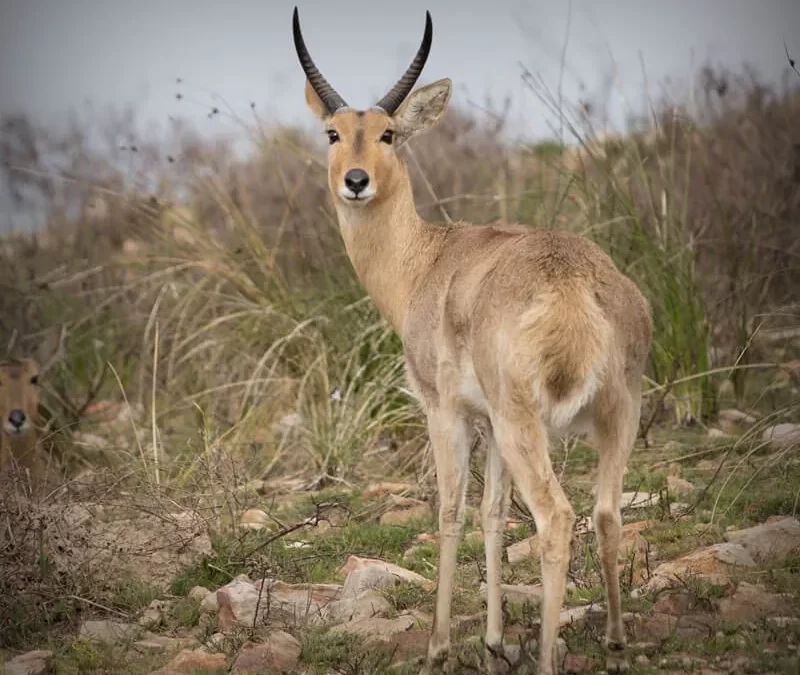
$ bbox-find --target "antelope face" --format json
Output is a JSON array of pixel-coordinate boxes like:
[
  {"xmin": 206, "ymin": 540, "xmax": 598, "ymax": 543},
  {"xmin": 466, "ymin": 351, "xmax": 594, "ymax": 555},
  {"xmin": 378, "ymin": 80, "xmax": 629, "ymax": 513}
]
[
  {"xmin": 293, "ymin": 7, "xmax": 452, "ymax": 209},
  {"xmin": 0, "ymin": 359, "xmax": 41, "ymax": 437},
  {"xmin": 318, "ymin": 106, "xmax": 395, "ymax": 206}
]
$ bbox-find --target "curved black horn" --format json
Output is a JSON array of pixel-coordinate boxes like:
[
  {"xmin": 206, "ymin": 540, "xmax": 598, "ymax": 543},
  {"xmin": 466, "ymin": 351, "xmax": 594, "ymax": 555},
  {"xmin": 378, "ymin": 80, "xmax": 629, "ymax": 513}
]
[
  {"xmin": 292, "ymin": 7, "xmax": 348, "ymax": 115},
  {"xmin": 374, "ymin": 11, "xmax": 433, "ymax": 115}
]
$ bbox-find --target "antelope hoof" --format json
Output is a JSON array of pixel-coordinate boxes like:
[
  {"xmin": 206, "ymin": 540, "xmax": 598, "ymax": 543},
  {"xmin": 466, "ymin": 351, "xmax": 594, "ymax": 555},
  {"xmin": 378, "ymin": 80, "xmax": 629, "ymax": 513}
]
[
  {"xmin": 485, "ymin": 643, "xmax": 511, "ymax": 674},
  {"xmin": 605, "ymin": 643, "xmax": 630, "ymax": 673}
]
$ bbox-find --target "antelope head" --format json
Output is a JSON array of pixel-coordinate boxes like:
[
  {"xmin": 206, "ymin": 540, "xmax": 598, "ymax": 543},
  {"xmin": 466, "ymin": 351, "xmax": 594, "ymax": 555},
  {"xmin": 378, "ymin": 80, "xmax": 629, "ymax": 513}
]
[
  {"xmin": 0, "ymin": 358, "xmax": 42, "ymax": 439},
  {"xmin": 292, "ymin": 6, "xmax": 452, "ymax": 208}
]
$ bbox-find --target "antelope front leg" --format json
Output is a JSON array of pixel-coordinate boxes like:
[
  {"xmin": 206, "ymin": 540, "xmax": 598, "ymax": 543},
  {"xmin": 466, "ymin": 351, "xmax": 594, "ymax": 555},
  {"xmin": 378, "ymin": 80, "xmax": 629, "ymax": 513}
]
[
  {"xmin": 424, "ymin": 407, "xmax": 472, "ymax": 672},
  {"xmin": 482, "ymin": 439, "xmax": 512, "ymax": 671}
]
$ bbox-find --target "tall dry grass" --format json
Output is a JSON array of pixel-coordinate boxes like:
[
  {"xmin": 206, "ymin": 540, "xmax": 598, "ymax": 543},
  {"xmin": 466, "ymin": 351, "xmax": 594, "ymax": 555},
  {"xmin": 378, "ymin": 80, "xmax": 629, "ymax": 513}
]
[{"xmin": 0, "ymin": 63, "xmax": 798, "ymax": 491}]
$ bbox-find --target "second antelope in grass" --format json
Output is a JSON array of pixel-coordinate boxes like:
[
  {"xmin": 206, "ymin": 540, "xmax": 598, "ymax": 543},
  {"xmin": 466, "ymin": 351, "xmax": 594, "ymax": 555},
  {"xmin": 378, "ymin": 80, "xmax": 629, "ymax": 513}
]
[
  {"xmin": 292, "ymin": 8, "xmax": 653, "ymax": 674},
  {"xmin": 0, "ymin": 358, "xmax": 46, "ymax": 483}
]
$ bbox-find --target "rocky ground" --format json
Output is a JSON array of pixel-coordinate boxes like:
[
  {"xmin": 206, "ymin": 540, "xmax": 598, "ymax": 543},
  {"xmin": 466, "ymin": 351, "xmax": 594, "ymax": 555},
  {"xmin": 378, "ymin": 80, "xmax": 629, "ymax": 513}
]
[{"xmin": 2, "ymin": 413, "xmax": 800, "ymax": 674}]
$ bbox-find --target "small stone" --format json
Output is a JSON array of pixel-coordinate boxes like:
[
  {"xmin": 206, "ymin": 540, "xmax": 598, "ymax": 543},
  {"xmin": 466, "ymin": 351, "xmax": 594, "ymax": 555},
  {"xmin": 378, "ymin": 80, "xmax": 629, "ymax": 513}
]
[
  {"xmin": 139, "ymin": 599, "xmax": 167, "ymax": 629},
  {"xmin": 239, "ymin": 508, "xmax": 269, "ymax": 530},
  {"xmin": 635, "ymin": 654, "xmax": 650, "ymax": 666},
  {"xmin": 506, "ymin": 535, "xmax": 540, "ymax": 564},
  {"xmin": 188, "ymin": 586, "xmax": 211, "ymax": 603},
  {"xmin": 667, "ymin": 475, "xmax": 695, "ymax": 496},
  {"xmin": 4, "ymin": 650, "xmax": 54, "ymax": 675},
  {"xmin": 200, "ymin": 590, "xmax": 219, "ymax": 614}
]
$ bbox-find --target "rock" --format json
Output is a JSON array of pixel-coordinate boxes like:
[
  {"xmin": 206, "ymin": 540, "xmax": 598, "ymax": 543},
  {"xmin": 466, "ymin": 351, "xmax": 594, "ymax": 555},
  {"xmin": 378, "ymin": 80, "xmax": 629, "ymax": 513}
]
[
  {"xmin": 139, "ymin": 599, "xmax": 167, "ymax": 629},
  {"xmin": 217, "ymin": 577, "xmax": 341, "ymax": 630},
  {"xmin": 480, "ymin": 582, "xmax": 543, "ymax": 605},
  {"xmin": 667, "ymin": 475, "xmax": 695, "ymax": 496},
  {"xmin": 708, "ymin": 428, "xmax": 728, "ymax": 438},
  {"xmin": 324, "ymin": 589, "xmax": 392, "ymax": 623},
  {"xmin": 507, "ymin": 535, "xmax": 540, "ymax": 564},
  {"xmin": 231, "ymin": 632, "xmax": 301, "ymax": 674},
  {"xmin": 200, "ymin": 590, "xmax": 219, "ymax": 614},
  {"xmin": 634, "ymin": 611, "xmax": 715, "ymax": 641},
  {"xmin": 559, "ymin": 605, "xmax": 592, "ymax": 627},
  {"xmin": 716, "ymin": 582, "xmax": 793, "ymax": 623},
  {"xmin": 363, "ymin": 482, "xmax": 415, "ymax": 497},
  {"xmin": 133, "ymin": 634, "xmax": 198, "ymax": 654},
  {"xmin": 379, "ymin": 500, "xmax": 432, "ymax": 525},
  {"xmin": 644, "ymin": 543, "xmax": 756, "ymax": 592},
  {"xmin": 338, "ymin": 555, "xmax": 433, "ymax": 592},
  {"xmin": 36, "ymin": 505, "xmax": 212, "ymax": 593},
  {"xmin": 4, "ymin": 650, "xmax": 54, "ymax": 675},
  {"xmin": 762, "ymin": 423, "xmax": 800, "ymax": 449},
  {"xmin": 238, "ymin": 508, "xmax": 269, "ymax": 530},
  {"xmin": 618, "ymin": 525, "xmax": 650, "ymax": 585},
  {"xmin": 188, "ymin": 586, "xmax": 211, "ymax": 603},
  {"xmin": 724, "ymin": 517, "xmax": 800, "ymax": 563},
  {"xmin": 564, "ymin": 653, "xmax": 595, "ymax": 673},
  {"xmin": 634, "ymin": 654, "xmax": 650, "ymax": 666},
  {"xmin": 331, "ymin": 614, "xmax": 416, "ymax": 639},
  {"xmin": 151, "ymin": 649, "xmax": 227, "ymax": 674},
  {"xmin": 79, "ymin": 619, "xmax": 139, "ymax": 645},
  {"xmin": 621, "ymin": 492, "xmax": 660, "ymax": 509},
  {"xmin": 216, "ymin": 578, "xmax": 260, "ymax": 632},
  {"xmin": 718, "ymin": 408, "xmax": 759, "ymax": 433},
  {"xmin": 255, "ymin": 579, "xmax": 342, "ymax": 625}
]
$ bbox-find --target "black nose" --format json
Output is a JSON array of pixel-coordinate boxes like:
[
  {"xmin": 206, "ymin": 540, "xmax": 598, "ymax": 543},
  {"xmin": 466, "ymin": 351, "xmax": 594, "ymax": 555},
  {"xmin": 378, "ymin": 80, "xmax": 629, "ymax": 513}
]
[
  {"xmin": 8, "ymin": 409, "xmax": 26, "ymax": 429},
  {"xmin": 344, "ymin": 168, "xmax": 370, "ymax": 195}
]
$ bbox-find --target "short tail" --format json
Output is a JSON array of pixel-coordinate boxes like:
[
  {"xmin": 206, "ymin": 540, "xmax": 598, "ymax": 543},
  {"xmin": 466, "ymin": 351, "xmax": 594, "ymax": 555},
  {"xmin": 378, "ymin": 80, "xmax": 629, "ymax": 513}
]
[{"xmin": 519, "ymin": 284, "xmax": 613, "ymax": 428}]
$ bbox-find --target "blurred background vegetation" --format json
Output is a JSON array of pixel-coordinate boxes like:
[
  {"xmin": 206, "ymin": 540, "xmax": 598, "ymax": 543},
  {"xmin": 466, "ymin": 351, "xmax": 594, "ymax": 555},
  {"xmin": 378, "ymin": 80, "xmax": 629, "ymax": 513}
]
[{"xmin": 1, "ymin": 62, "xmax": 798, "ymax": 494}]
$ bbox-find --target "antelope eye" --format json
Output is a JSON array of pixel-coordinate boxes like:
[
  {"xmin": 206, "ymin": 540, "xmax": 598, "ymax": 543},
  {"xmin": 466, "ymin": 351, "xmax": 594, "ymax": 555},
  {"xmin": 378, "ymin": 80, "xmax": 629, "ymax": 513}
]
[
  {"xmin": 326, "ymin": 129, "xmax": 340, "ymax": 144},
  {"xmin": 380, "ymin": 129, "xmax": 394, "ymax": 144},
  {"xmin": 30, "ymin": 375, "xmax": 39, "ymax": 385}
]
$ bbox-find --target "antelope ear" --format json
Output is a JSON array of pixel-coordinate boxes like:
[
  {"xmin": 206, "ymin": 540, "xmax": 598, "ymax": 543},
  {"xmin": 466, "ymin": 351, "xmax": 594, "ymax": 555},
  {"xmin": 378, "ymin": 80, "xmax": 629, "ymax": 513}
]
[
  {"xmin": 394, "ymin": 78, "xmax": 452, "ymax": 144},
  {"xmin": 305, "ymin": 80, "xmax": 330, "ymax": 121}
]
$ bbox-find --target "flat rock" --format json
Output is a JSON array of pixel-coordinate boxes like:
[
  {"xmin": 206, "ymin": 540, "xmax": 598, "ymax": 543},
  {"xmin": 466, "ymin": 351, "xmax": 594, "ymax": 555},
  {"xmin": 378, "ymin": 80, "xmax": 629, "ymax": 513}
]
[
  {"xmin": 716, "ymin": 581, "xmax": 794, "ymax": 624},
  {"xmin": 217, "ymin": 577, "xmax": 342, "ymax": 630},
  {"xmin": 644, "ymin": 543, "xmax": 756, "ymax": 592},
  {"xmin": 330, "ymin": 614, "xmax": 415, "ymax": 639},
  {"xmin": 231, "ymin": 632, "xmax": 301, "ymax": 674},
  {"xmin": 324, "ymin": 589, "xmax": 392, "ymax": 623},
  {"xmin": 339, "ymin": 556, "xmax": 433, "ymax": 593},
  {"xmin": 3, "ymin": 650, "xmax": 54, "ymax": 675},
  {"xmin": 723, "ymin": 517, "xmax": 800, "ymax": 563},
  {"xmin": 79, "ymin": 619, "xmax": 139, "ymax": 645}
]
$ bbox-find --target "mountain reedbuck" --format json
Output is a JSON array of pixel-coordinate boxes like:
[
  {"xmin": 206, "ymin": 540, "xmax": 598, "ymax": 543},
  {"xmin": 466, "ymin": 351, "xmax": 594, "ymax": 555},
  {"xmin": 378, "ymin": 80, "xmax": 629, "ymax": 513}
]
[
  {"xmin": 292, "ymin": 8, "xmax": 652, "ymax": 674},
  {"xmin": 0, "ymin": 358, "xmax": 46, "ymax": 483}
]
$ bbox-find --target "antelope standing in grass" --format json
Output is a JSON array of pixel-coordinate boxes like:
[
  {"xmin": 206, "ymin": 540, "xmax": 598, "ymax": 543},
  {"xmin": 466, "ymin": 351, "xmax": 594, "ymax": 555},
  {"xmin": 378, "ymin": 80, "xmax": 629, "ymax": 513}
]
[
  {"xmin": 0, "ymin": 358, "xmax": 46, "ymax": 484},
  {"xmin": 292, "ymin": 8, "xmax": 652, "ymax": 673}
]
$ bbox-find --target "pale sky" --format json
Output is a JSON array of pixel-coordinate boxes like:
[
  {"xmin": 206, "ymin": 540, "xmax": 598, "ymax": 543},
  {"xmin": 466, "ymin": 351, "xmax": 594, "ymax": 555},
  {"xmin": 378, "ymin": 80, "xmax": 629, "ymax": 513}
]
[{"xmin": 1, "ymin": 0, "xmax": 799, "ymax": 227}]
